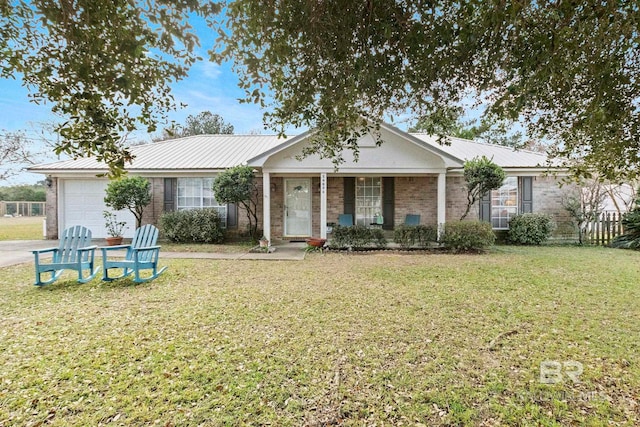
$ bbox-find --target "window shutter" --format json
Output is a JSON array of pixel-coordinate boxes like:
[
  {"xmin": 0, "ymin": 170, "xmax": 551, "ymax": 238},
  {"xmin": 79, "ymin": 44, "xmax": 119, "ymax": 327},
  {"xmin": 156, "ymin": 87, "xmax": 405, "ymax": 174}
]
[
  {"xmin": 479, "ymin": 191, "xmax": 491, "ymax": 223},
  {"xmin": 382, "ymin": 177, "xmax": 395, "ymax": 230},
  {"xmin": 163, "ymin": 178, "xmax": 177, "ymax": 212},
  {"xmin": 343, "ymin": 177, "xmax": 355, "ymax": 215},
  {"xmin": 226, "ymin": 203, "xmax": 238, "ymax": 228},
  {"xmin": 520, "ymin": 177, "xmax": 533, "ymax": 213}
]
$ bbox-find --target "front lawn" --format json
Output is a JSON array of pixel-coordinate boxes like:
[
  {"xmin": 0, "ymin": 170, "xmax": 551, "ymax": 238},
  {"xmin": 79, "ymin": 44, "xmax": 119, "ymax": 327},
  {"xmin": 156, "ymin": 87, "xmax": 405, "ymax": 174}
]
[
  {"xmin": 0, "ymin": 246, "xmax": 638, "ymax": 426},
  {"xmin": 0, "ymin": 216, "xmax": 44, "ymax": 240}
]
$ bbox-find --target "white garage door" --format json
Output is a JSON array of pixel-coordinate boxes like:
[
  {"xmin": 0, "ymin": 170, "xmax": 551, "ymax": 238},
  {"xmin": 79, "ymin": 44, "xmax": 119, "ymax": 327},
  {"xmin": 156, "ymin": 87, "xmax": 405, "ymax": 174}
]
[{"xmin": 61, "ymin": 179, "xmax": 136, "ymax": 238}]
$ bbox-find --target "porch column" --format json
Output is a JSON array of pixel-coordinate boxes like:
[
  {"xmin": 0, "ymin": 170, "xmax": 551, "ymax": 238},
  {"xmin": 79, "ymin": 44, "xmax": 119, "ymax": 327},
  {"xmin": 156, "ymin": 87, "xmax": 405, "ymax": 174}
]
[
  {"xmin": 320, "ymin": 173, "xmax": 327, "ymax": 238},
  {"xmin": 262, "ymin": 171, "xmax": 271, "ymax": 242},
  {"xmin": 437, "ymin": 172, "xmax": 446, "ymax": 239}
]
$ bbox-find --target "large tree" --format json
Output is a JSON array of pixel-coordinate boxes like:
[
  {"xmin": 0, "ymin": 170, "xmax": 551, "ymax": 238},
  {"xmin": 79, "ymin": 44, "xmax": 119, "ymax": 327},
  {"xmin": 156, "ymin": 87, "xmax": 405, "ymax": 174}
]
[
  {"xmin": 409, "ymin": 109, "xmax": 526, "ymax": 149},
  {"xmin": 213, "ymin": 1, "xmax": 640, "ymax": 180},
  {"xmin": 1, "ymin": 0, "xmax": 220, "ymax": 177},
  {"xmin": 3, "ymin": 2, "xmax": 639, "ymax": 180},
  {"xmin": 154, "ymin": 111, "xmax": 234, "ymax": 141}
]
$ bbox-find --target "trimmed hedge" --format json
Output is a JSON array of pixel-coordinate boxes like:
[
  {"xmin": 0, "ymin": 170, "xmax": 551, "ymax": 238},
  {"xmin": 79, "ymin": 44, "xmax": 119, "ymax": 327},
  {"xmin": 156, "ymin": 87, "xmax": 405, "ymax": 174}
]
[
  {"xmin": 160, "ymin": 208, "xmax": 225, "ymax": 244},
  {"xmin": 330, "ymin": 225, "xmax": 387, "ymax": 249},
  {"xmin": 507, "ymin": 213, "xmax": 555, "ymax": 245},
  {"xmin": 441, "ymin": 221, "xmax": 495, "ymax": 252},
  {"xmin": 393, "ymin": 224, "xmax": 438, "ymax": 249}
]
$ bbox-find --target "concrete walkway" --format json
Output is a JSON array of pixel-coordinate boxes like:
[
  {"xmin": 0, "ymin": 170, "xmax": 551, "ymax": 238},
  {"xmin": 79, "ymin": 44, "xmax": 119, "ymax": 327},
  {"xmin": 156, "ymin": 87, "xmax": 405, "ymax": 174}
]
[{"xmin": 0, "ymin": 240, "xmax": 307, "ymax": 268}]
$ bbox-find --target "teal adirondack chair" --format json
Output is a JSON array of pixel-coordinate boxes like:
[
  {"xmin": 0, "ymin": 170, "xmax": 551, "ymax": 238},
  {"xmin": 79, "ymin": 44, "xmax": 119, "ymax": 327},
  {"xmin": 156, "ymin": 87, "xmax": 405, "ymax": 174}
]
[
  {"xmin": 338, "ymin": 214, "xmax": 354, "ymax": 227},
  {"xmin": 404, "ymin": 214, "xmax": 421, "ymax": 226},
  {"xmin": 101, "ymin": 224, "xmax": 167, "ymax": 283},
  {"xmin": 33, "ymin": 225, "xmax": 98, "ymax": 286}
]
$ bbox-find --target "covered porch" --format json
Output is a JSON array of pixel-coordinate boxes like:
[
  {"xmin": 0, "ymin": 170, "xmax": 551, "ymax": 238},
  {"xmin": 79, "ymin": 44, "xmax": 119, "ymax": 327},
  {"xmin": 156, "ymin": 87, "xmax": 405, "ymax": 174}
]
[
  {"xmin": 260, "ymin": 173, "xmax": 448, "ymax": 241},
  {"xmin": 246, "ymin": 123, "xmax": 464, "ymax": 242}
]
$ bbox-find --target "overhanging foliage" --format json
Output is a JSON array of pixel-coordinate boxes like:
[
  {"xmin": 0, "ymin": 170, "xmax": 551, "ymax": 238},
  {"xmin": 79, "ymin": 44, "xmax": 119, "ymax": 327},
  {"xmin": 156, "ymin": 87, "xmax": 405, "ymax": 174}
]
[{"xmin": 213, "ymin": 1, "xmax": 640, "ymax": 179}]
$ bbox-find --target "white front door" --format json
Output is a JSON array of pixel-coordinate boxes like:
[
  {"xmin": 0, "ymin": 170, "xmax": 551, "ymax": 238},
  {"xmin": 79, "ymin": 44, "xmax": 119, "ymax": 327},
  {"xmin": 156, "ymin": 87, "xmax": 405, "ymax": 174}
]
[{"xmin": 284, "ymin": 178, "xmax": 312, "ymax": 237}]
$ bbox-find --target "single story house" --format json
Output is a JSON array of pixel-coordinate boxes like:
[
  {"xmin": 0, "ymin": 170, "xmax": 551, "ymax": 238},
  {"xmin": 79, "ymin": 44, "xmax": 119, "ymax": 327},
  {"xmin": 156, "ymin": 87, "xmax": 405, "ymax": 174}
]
[{"xmin": 29, "ymin": 122, "xmax": 573, "ymax": 241}]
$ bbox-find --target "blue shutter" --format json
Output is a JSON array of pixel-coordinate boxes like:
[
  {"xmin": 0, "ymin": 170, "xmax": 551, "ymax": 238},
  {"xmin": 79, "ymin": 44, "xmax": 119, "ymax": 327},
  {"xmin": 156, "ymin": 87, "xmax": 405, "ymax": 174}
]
[
  {"xmin": 226, "ymin": 203, "xmax": 238, "ymax": 228},
  {"xmin": 343, "ymin": 177, "xmax": 355, "ymax": 216},
  {"xmin": 520, "ymin": 177, "xmax": 533, "ymax": 213},
  {"xmin": 163, "ymin": 178, "xmax": 177, "ymax": 212},
  {"xmin": 382, "ymin": 177, "xmax": 394, "ymax": 230},
  {"xmin": 479, "ymin": 191, "xmax": 491, "ymax": 223}
]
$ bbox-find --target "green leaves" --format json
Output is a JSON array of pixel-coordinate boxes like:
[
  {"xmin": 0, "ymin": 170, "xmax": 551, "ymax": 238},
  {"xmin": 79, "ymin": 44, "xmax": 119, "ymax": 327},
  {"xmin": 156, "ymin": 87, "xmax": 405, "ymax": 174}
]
[
  {"xmin": 104, "ymin": 176, "xmax": 152, "ymax": 228},
  {"xmin": 213, "ymin": 165, "xmax": 260, "ymax": 239},
  {"xmin": 461, "ymin": 156, "xmax": 505, "ymax": 220},
  {"xmin": 213, "ymin": 0, "xmax": 640, "ymax": 179},
  {"xmin": 1, "ymin": 0, "xmax": 222, "ymax": 178}
]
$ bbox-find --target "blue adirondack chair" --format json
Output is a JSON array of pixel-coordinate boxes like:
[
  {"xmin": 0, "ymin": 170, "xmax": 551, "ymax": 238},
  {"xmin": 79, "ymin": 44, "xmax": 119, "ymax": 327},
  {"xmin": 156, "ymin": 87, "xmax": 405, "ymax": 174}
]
[
  {"xmin": 101, "ymin": 224, "xmax": 167, "ymax": 283},
  {"xmin": 404, "ymin": 214, "xmax": 421, "ymax": 226},
  {"xmin": 32, "ymin": 225, "xmax": 98, "ymax": 286},
  {"xmin": 338, "ymin": 214, "xmax": 354, "ymax": 227}
]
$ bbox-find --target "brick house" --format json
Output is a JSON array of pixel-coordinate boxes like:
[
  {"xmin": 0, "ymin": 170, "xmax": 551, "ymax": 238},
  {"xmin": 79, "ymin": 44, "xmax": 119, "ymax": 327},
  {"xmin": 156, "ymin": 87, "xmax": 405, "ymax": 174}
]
[{"xmin": 29, "ymin": 122, "xmax": 571, "ymax": 241}]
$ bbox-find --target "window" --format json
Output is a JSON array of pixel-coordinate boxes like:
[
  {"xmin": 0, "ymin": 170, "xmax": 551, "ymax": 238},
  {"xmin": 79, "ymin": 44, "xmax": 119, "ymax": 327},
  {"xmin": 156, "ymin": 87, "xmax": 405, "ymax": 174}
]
[
  {"xmin": 491, "ymin": 177, "xmax": 518, "ymax": 229},
  {"xmin": 355, "ymin": 177, "xmax": 382, "ymax": 226},
  {"xmin": 177, "ymin": 178, "xmax": 227, "ymax": 227}
]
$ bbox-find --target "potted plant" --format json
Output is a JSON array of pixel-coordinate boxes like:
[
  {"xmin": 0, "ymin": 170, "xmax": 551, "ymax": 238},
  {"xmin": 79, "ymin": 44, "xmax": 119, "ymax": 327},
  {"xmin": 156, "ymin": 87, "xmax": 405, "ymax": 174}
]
[
  {"xmin": 103, "ymin": 210, "xmax": 127, "ymax": 245},
  {"xmin": 258, "ymin": 235, "xmax": 269, "ymax": 248}
]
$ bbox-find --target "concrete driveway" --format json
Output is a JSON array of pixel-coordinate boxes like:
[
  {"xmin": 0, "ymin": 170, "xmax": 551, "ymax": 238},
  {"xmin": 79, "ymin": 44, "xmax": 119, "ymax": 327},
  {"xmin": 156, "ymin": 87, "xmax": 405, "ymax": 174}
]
[{"xmin": 0, "ymin": 240, "xmax": 58, "ymax": 268}]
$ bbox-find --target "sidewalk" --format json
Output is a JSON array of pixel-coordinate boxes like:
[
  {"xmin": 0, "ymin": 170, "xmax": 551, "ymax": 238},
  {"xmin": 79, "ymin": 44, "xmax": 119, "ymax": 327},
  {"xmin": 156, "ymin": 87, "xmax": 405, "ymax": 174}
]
[{"xmin": 0, "ymin": 240, "xmax": 307, "ymax": 268}]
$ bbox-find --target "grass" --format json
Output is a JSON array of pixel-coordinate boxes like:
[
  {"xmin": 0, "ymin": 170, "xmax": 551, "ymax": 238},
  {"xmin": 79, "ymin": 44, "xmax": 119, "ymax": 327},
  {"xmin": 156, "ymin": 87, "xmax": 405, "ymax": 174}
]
[
  {"xmin": 160, "ymin": 241, "xmax": 253, "ymax": 253},
  {"xmin": 0, "ymin": 216, "xmax": 44, "ymax": 240},
  {"xmin": 1, "ymin": 246, "xmax": 639, "ymax": 426}
]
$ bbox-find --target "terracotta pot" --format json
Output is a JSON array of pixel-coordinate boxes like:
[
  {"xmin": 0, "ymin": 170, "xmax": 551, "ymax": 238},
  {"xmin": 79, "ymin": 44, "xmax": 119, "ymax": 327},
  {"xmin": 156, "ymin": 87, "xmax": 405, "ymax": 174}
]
[
  {"xmin": 106, "ymin": 236, "xmax": 123, "ymax": 246},
  {"xmin": 259, "ymin": 239, "xmax": 269, "ymax": 248},
  {"xmin": 305, "ymin": 237, "xmax": 327, "ymax": 248}
]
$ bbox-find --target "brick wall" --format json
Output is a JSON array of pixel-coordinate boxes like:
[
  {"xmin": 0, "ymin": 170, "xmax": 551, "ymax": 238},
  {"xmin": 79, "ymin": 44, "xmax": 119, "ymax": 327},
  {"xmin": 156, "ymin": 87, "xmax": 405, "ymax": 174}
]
[
  {"xmin": 45, "ymin": 177, "xmax": 58, "ymax": 239},
  {"xmin": 446, "ymin": 175, "xmax": 477, "ymax": 221},
  {"xmin": 394, "ymin": 176, "xmax": 438, "ymax": 225},
  {"xmin": 141, "ymin": 177, "xmax": 164, "ymax": 227},
  {"xmin": 532, "ymin": 176, "xmax": 576, "ymax": 239}
]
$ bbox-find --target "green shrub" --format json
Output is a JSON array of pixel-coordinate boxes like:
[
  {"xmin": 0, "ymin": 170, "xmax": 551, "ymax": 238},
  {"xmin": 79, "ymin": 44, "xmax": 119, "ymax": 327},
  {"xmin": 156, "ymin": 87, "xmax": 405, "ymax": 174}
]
[
  {"xmin": 393, "ymin": 224, "xmax": 438, "ymax": 249},
  {"xmin": 507, "ymin": 213, "xmax": 556, "ymax": 245},
  {"xmin": 441, "ymin": 221, "xmax": 495, "ymax": 252},
  {"xmin": 612, "ymin": 210, "xmax": 640, "ymax": 249},
  {"xmin": 330, "ymin": 225, "xmax": 387, "ymax": 249},
  {"xmin": 160, "ymin": 209, "xmax": 225, "ymax": 244}
]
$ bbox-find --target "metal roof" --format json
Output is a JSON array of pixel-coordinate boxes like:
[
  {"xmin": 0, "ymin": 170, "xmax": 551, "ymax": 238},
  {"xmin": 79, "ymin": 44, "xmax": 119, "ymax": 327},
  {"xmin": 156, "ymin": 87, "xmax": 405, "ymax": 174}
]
[
  {"xmin": 30, "ymin": 130, "xmax": 550, "ymax": 174},
  {"xmin": 409, "ymin": 134, "xmax": 549, "ymax": 168},
  {"xmin": 29, "ymin": 134, "xmax": 291, "ymax": 172}
]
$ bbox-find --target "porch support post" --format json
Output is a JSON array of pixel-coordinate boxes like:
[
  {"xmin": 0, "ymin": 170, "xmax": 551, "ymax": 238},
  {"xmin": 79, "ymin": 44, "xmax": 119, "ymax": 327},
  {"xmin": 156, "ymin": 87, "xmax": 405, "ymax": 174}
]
[
  {"xmin": 262, "ymin": 171, "xmax": 271, "ymax": 242},
  {"xmin": 320, "ymin": 173, "xmax": 327, "ymax": 238},
  {"xmin": 437, "ymin": 172, "xmax": 446, "ymax": 240}
]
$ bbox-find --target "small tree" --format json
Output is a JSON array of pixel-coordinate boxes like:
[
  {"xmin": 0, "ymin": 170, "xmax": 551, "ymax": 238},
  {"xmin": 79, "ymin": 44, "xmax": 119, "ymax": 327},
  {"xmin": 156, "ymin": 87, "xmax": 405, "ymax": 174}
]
[
  {"xmin": 561, "ymin": 180, "xmax": 606, "ymax": 244},
  {"xmin": 461, "ymin": 156, "xmax": 505, "ymax": 220},
  {"xmin": 104, "ymin": 176, "xmax": 152, "ymax": 229},
  {"xmin": 213, "ymin": 165, "xmax": 260, "ymax": 240}
]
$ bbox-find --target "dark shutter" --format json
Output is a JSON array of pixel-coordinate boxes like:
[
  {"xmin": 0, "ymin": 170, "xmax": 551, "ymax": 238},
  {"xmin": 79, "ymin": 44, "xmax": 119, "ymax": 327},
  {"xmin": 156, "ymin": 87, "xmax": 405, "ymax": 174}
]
[
  {"xmin": 382, "ymin": 177, "xmax": 395, "ymax": 230},
  {"xmin": 343, "ymin": 177, "xmax": 355, "ymax": 215},
  {"xmin": 226, "ymin": 203, "xmax": 238, "ymax": 228},
  {"xmin": 520, "ymin": 177, "xmax": 533, "ymax": 213},
  {"xmin": 163, "ymin": 178, "xmax": 177, "ymax": 212},
  {"xmin": 479, "ymin": 191, "xmax": 491, "ymax": 223}
]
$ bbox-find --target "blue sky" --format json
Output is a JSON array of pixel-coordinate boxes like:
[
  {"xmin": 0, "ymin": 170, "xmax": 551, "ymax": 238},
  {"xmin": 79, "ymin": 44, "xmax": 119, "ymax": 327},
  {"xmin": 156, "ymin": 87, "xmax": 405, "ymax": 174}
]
[
  {"xmin": 0, "ymin": 14, "xmax": 424, "ymax": 185},
  {"xmin": 0, "ymin": 17, "xmax": 276, "ymax": 184}
]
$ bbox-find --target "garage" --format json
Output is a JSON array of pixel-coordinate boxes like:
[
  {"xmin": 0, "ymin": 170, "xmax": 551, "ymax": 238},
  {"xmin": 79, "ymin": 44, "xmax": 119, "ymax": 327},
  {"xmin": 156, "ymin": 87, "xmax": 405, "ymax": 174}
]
[{"xmin": 60, "ymin": 179, "xmax": 136, "ymax": 239}]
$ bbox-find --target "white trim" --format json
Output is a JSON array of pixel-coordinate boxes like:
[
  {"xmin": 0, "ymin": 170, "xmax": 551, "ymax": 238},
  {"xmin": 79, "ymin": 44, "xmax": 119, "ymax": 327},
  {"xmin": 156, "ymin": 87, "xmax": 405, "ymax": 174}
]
[
  {"xmin": 262, "ymin": 172, "xmax": 271, "ymax": 242},
  {"xmin": 320, "ymin": 173, "xmax": 327, "ymax": 239},
  {"xmin": 437, "ymin": 173, "xmax": 446, "ymax": 240}
]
